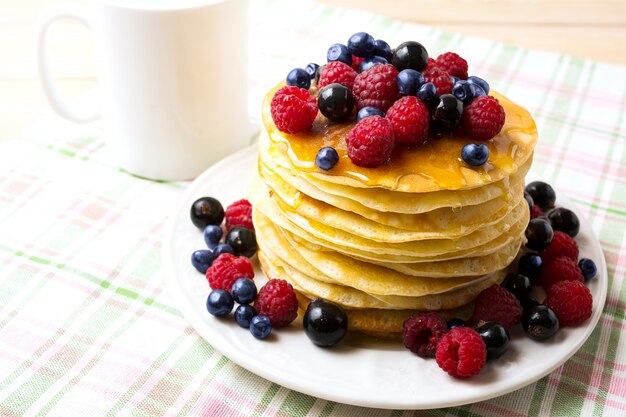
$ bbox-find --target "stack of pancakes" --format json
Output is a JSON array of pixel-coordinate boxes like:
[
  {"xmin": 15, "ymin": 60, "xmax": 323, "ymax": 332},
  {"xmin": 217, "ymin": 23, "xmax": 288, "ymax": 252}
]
[{"xmin": 251, "ymin": 84, "xmax": 538, "ymax": 339}]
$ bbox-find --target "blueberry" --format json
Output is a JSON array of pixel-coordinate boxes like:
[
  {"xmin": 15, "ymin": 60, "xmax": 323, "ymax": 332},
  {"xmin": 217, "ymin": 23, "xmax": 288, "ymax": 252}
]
[
  {"xmin": 250, "ymin": 314, "xmax": 272, "ymax": 339},
  {"xmin": 303, "ymin": 298, "xmax": 348, "ymax": 347},
  {"xmin": 305, "ymin": 63, "xmax": 319, "ymax": 79},
  {"xmin": 314, "ymin": 64, "xmax": 326, "ymax": 85},
  {"xmin": 327, "ymin": 43, "xmax": 352, "ymax": 66},
  {"xmin": 391, "ymin": 41, "xmax": 429, "ymax": 71},
  {"xmin": 357, "ymin": 106, "xmax": 385, "ymax": 122},
  {"xmin": 447, "ymin": 318, "xmax": 466, "ymax": 329},
  {"xmin": 316, "ymin": 147, "xmax": 339, "ymax": 170},
  {"xmin": 234, "ymin": 304, "xmax": 257, "ymax": 328},
  {"xmin": 359, "ymin": 56, "xmax": 388, "ymax": 73},
  {"xmin": 518, "ymin": 253, "xmax": 543, "ymax": 283},
  {"xmin": 469, "ymin": 83, "xmax": 487, "ymax": 99},
  {"xmin": 231, "ymin": 278, "xmax": 258, "ymax": 304},
  {"xmin": 502, "ymin": 273, "xmax": 532, "ymax": 300},
  {"xmin": 190, "ymin": 197, "xmax": 224, "ymax": 229},
  {"xmin": 206, "ymin": 289, "xmax": 234, "ymax": 316},
  {"xmin": 225, "ymin": 227, "xmax": 257, "ymax": 258},
  {"xmin": 373, "ymin": 39, "xmax": 392, "ymax": 61},
  {"xmin": 579, "ymin": 258, "xmax": 597, "ymax": 281},
  {"xmin": 213, "ymin": 242, "xmax": 235, "ymax": 258},
  {"xmin": 347, "ymin": 32, "xmax": 376, "ymax": 58},
  {"xmin": 397, "ymin": 69, "xmax": 424, "ymax": 96},
  {"xmin": 452, "ymin": 80, "xmax": 472, "ymax": 102},
  {"xmin": 286, "ymin": 68, "xmax": 311, "ymax": 90},
  {"xmin": 431, "ymin": 94, "xmax": 464, "ymax": 131},
  {"xmin": 191, "ymin": 249, "xmax": 215, "ymax": 274},
  {"xmin": 467, "ymin": 75, "xmax": 490, "ymax": 94},
  {"xmin": 523, "ymin": 305, "xmax": 559, "ymax": 341},
  {"xmin": 203, "ymin": 225, "xmax": 223, "ymax": 249},
  {"xmin": 416, "ymin": 82, "xmax": 437, "ymax": 104},
  {"xmin": 525, "ymin": 218, "xmax": 554, "ymax": 250},
  {"xmin": 476, "ymin": 322, "xmax": 510, "ymax": 359},
  {"xmin": 524, "ymin": 191, "xmax": 535, "ymax": 212},
  {"xmin": 317, "ymin": 83, "xmax": 354, "ymax": 122},
  {"xmin": 525, "ymin": 181, "xmax": 556, "ymax": 211},
  {"xmin": 461, "ymin": 143, "xmax": 489, "ymax": 166},
  {"xmin": 450, "ymin": 75, "xmax": 460, "ymax": 84},
  {"xmin": 546, "ymin": 207, "xmax": 580, "ymax": 238}
]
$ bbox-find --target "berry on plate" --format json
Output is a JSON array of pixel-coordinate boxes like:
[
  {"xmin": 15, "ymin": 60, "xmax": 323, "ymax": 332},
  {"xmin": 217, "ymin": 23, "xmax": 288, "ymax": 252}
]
[
  {"xmin": 476, "ymin": 322, "xmax": 510, "ymax": 360},
  {"xmin": 206, "ymin": 289, "xmax": 234, "ymax": 317},
  {"xmin": 525, "ymin": 181, "xmax": 556, "ymax": 211},
  {"xmin": 231, "ymin": 277, "xmax": 258, "ymax": 304},
  {"xmin": 544, "ymin": 280, "xmax": 593, "ymax": 326},
  {"xmin": 386, "ymin": 96, "xmax": 430, "ymax": 145},
  {"xmin": 402, "ymin": 312, "xmax": 448, "ymax": 358},
  {"xmin": 447, "ymin": 318, "xmax": 466, "ymax": 329},
  {"xmin": 352, "ymin": 63, "xmax": 399, "ymax": 111},
  {"xmin": 523, "ymin": 305, "xmax": 560, "ymax": 341},
  {"xmin": 359, "ymin": 56, "xmax": 388, "ymax": 73},
  {"xmin": 539, "ymin": 256, "xmax": 584, "ymax": 290},
  {"xmin": 396, "ymin": 69, "xmax": 424, "ymax": 96},
  {"xmin": 304, "ymin": 63, "xmax": 319, "ymax": 79},
  {"xmin": 518, "ymin": 253, "xmax": 543, "ymax": 283},
  {"xmin": 206, "ymin": 253, "xmax": 254, "ymax": 290},
  {"xmin": 502, "ymin": 273, "xmax": 532, "ymax": 300},
  {"xmin": 303, "ymin": 298, "xmax": 348, "ymax": 347},
  {"xmin": 345, "ymin": 115, "xmax": 395, "ymax": 167},
  {"xmin": 461, "ymin": 95, "xmax": 505, "ymax": 140},
  {"xmin": 250, "ymin": 314, "xmax": 272, "ymax": 339},
  {"xmin": 539, "ymin": 230, "xmax": 579, "ymax": 263},
  {"xmin": 203, "ymin": 224, "xmax": 223, "ymax": 249},
  {"xmin": 416, "ymin": 82, "xmax": 437, "ymax": 104},
  {"xmin": 579, "ymin": 258, "xmax": 598, "ymax": 282},
  {"xmin": 471, "ymin": 284, "xmax": 522, "ymax": 329},
  {"xmin": 435, "ymin": 52, "xmax": 468, "ymax": 80},
  {"xmin": 225, "ymin": 226, "xmax": 258, "ymax": 258},
  {"xmin": 190, "ymin": 196, "xmax": 224, "ymax": 229},
  {"xmin": 254, "ymin": 279, "xmax": 298, "ymax": 327},
  {"xmin": 466, "ymin": 75, "xmax": 490, "ymax": 95},
  {"xmin": 191, "ymin": 249, "xmax": 215, "ymax": 274},
  {"xmin": 373, "ymin": 39, "xmax": 392, "ymax": 61},
  {"xmin": 452, "ymin": 80, "xmax": 472, "ymax": 102},
  {"xmin": 234, "ymin": 304, "xmax": 257, "ymax": 328},
  {"xmin": 546, "ymin": 207, "xmax": 580, "ymax": 238},
  {"xmin": 436, "ymin": 327, "xmax": 487, "ymax": 378},
  {"xmin": 270, "ymin": 86, "xmax": 318, "ymax": 134},
  {"xmin": 317, "ymin": 61, "xmax": 357, "ymax": 91},
  {"xmin": 225, "ymin": 199, "xmax": 253, "ymax": 231},
  {"xmin": 525, "ymin": 218, "xmax": 554, "ymax": 250}
]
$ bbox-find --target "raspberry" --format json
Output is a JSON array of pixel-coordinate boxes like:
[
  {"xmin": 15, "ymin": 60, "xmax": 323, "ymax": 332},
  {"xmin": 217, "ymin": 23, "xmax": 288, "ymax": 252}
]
[
  {"xmin": 435, "ymin": 52, "xmax": 469, "ymax": 80},
  {"xmin": 352, "ymin": 64, "xmax": 399, "ymax": 111},
  {"xmin": 402, "ymin": 312, "xmax": 448, "ymax": 358},
  {"xmin": 425, "ymin": 57, "xmax": 437, "ymax": 71},
  {"xmin": 539, "ymin": 256, "xmax": 584, "ymax": 290},
  {"xmin": 345, "ymin": 115, "xmax": 395, "ymax": 167},
  {"xmin": 206, "ymin": 253, "xmax": 254, "ymax": 290},
  {"xmin": 351, "ymin": 55, "xmax": 365, "ymax": 72},
  {"xmin": 270, "ymin": 86, "xmax": 318, "ymax": 134},
  {"xmin": 461, "ymin": 95, "xmax": 506, "ymax": 140},
  {"xmin": 471, "ymin": 285, "xmax": 522, "ymax": 329},
  {"xmin": 422, "ymin": 65, "xmax": 453, "ymax": 95},
  {"xmin": 318, "ymin": 61, "xmax": 357, "ymax": 91},
  {"xmin": 539, "ymin": 231, "xmax": 579, "ymax": 263},
  {"xmin": 386, "ymin": 96, "xmax": 430, "ymax": 145},
  {"xmin": 531, "ymin": 205, "xmax": 545, "ymax": 219},
  {"xmin": 224, "ymin": 199, "xmax": 253, "ymax": 231},
  {"xmin": 254, "ymin": 279, "xmax": 298, "ymax": 327},
  {"xmin": 436, "ymin": 327, "xmax": 487, "ymax": 378},
  {"xmin": 545, "ymin": 280, "xmax": 593, "ymax": 326}
]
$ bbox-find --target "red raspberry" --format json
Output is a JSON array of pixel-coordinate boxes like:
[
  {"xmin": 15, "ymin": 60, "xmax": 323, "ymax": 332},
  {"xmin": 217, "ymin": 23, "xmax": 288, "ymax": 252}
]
[
  {"xmin": 425, "ymin": 57, "xmax": 437, "ymax": 71},
  {"xmin": 462, "ymin": 96, "xmax": 506, "ymax": 140},
  {"xmin": 270, "ymin": 86, "xmax": 318, "ymax": 134},
  {"xmin": 531, "ymin": 205, "xmax": 545, "ymax": 219},
  {"xmin": 539, "ymin": 256, "xmax": 584, "ymax": 290},
  {"xmin": 422, "ymin": 65, "xmax": 453, "ymax": 95},
  {"xmin": 471, "ymin": 284, "xmax": 522, "ymax": 329},
  {"xmin": 345, "ymin": 115, "xmax": 395, "ymax": 167},
  {"xmin": 206, "ymin": 253, "xmax": 254, "ymax": 290},
  {"xmin": 436, "ymin": 327, "xmax": 486, "ymax": 378},
  {"xmin": 539, "ymin": 231, "xmax": 579, "ymax": 263},
  {"xmin": 402, "ymin": 312, "xmax": 448, "ymax": 358},
  {"xmin": 352, "ymin": 64, "xmax": 399, "ymax": 111},
  {"xmin": 545, "ymin": 280, "xmax": 593, "ymax": 326},
  {"xmin": 351, "ymin": 55, "xmax": 365, "ymax": 72},
  {"xmin": 318, "ymin": 61, "xmax": 357, "ymax": 91},
  {"xmin": 386, "ymin": 96, "xmax": 430, "ymax": 145},
  {"xmin": 254, "ymin": 279, "xmax": 298, "ymax": 327},
  {"xmin": 435, "ymin": 52, "xmax": 469, "ymax": 80},
  {"xmin": 225, "ymin": 199, "xmax": 253, "ymax": 231}
]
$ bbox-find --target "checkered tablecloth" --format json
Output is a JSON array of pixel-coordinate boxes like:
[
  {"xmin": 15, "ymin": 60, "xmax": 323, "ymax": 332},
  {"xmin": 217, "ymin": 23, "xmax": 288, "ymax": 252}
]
[{"xmin": 1, "ymin": 1, "xmax": 625, "ymax": 416}]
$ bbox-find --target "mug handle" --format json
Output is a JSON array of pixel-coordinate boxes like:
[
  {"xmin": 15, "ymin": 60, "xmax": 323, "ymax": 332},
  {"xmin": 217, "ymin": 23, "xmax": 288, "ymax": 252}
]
[{"xmin": 36, "ymin": 6, "xmax": 100, "ymax": 123}]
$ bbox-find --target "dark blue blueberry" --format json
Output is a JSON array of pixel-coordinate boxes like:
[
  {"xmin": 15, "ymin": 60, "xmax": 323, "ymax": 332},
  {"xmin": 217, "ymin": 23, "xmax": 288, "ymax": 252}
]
[
  {"xmin": 191, "ymin": 249, "xmax": 215, "ymax": 274},
  {"xmin": 452, "ymin": 80, "xmax": 472, "ymax": 102},
  {"xmin": 467, "ymin": 75, "xmax": 490, "ymax": 94},
  {"xmin": 206, "ymin": 289, "xmax": 234, "ymax": 316},
  {"xmin": 317, "ymin": 83, "xmax": 354, "ymax": 121},
  {"xmin": 431, "ymin": 94, "xmax": 464, "ymax": 131},
  {"xmin": 190, "ymin": 197, "xmax": 224, "ymax": 229},
  {"xmin": 347, "ymin": 32, "xmax": 376, "ymax": 58},
  {"xmin": 547, "ymin": 207, "xmax": 580, "ymax": 237},
  {"xmin": 226, "ymin": 227, "xmax": 257, "ymax": 258},
  {"xmin": 357, "ymin": 106, "xmax": 385, "ymax": 122},
  {"xmin": 461, "ymin": 143, "xmax": 489, "ymax": 166},
  {"xmin": 447, "ymin": 318, "xmax": 466, "ymax": 329},
  {"xmin": 286, "ymin": 68, "xmax": 311, "ymax": 90},
  {"xmin": 250, "ymin": 314, "xmax": 272, "ymax": 339},
  {"xmin": 305, "ymin": 63, "xmax": 320, "ymax": 79},
  {"xmin": 397, "ymin": 69, "xmax": 424, "ymax": 96},
  {"xmin": 525, "ymin": 181, "xmax": 557, "ymax": 211},
  {"xmin": 416, "ymin": 82, "xmax": 437, "ymax": 104},
  {"xmin": 391, "ymin": 41, "xmax": 429, "ymax": 71},
  {"xmin": 469, "ymin": 83, "xmax": 487, "ymax": 99},
  {"xmin": 327, "ymin": 43, "xmax": 352, "ymax": 66},
  {"xmin": 359, "ymin": 56, "xmax": 388, "ymax": 72},
  {"xmin": 525, "ymin": 218, "xmax": 554, "ymax": 250},
  {"xmin": 316, "ymin": 147, "xmax": 339, "ymax": 171},
  {"xmin": 231, "ymin": 278, "xmax": 258, "ymax": 304},
  {"xmin": 203, "ymin": 225, "xmax": 223, "ymax": 249},
  {"xmin": 579, "ymin": 258, "xmax": 598, "ymax": 282},
  {"xmin": 213, "ymin": 243, "xmax": 235, "ymax": 258},
  {"xmin": 450, "ymin": 75, "xmax": 460, "ymax": 84},
  {"xmin": 234, "ymin": 304, "xmax": 257, "ymax": 328},
  {"xmin": 518, "ymin": 253, "xmax": 543, "ymax": 283},
  {"xmin": 502, "ymin": 273, "xmax": 532, "ymax": 300},
  {"xmin": 373, "ymin": 39, "xmax": 392, "ymax": 61}
]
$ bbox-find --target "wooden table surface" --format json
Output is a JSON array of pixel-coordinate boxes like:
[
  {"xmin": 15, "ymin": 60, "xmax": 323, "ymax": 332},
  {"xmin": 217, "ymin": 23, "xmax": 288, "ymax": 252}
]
[{"xmin": 2, "ymin": 0, "xmax": 625, "ymax": 142}]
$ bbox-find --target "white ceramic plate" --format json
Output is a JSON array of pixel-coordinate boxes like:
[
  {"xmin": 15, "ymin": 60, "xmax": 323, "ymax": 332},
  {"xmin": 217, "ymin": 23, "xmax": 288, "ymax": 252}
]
[{"xmin": 162, "ymin": 144, "xmax": 608, "ymax": 410}]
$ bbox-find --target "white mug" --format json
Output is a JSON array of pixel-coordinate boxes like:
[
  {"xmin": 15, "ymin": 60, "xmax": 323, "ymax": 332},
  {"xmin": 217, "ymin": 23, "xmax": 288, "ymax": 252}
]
[{"xmin": 37, "ymin": 0, "xmax": 250, "ymax": 180}]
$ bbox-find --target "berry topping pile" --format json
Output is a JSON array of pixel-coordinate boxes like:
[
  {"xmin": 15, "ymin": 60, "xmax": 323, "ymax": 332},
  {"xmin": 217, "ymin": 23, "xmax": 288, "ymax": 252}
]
[{"xmin": 272, "ymin": 32, "xmax": 507, "ymax": 168}]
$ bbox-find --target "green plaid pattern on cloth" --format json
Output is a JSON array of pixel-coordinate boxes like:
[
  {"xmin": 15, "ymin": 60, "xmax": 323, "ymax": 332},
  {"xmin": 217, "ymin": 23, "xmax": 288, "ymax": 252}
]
[{"xmin": 1, "ymin": 1, "xmax": 626, "ymax": 415}]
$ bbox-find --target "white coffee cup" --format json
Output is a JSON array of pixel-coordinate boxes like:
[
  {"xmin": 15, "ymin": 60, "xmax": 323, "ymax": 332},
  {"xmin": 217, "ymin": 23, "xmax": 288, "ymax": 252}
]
[{"xmin": 37, "ymin": 0, "xmax": 250, "ymax": 180}]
